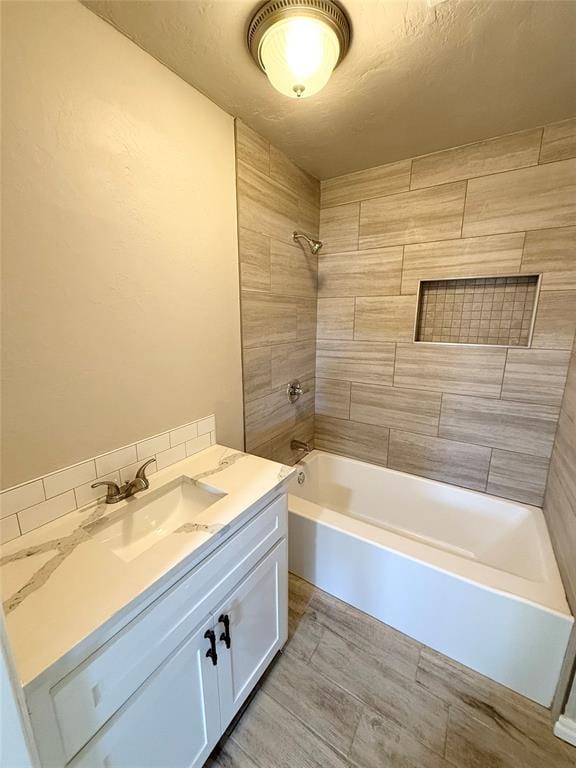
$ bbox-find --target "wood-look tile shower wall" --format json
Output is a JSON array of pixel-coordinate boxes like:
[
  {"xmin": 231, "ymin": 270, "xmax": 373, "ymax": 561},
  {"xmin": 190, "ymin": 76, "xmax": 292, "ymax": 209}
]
[
  {"xmin": 316, "ymin": 117, "xmax": 576, "ymax": 506},
  {"xmin": 235, "ymin": 120, "xmax": 320, "ymax": 463}
]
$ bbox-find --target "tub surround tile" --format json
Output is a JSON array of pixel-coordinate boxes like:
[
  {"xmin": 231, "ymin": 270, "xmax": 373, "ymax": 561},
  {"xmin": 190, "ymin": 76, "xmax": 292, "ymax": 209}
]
[
  {"xmin": 235, "ymin": 121, "xmax": 269, "ymax": 175},
  {"xmin": 388, "ymin": 430, "xmax": 491, "ymax": 491},
  {"xmin": 269, "ymin": 145, "xmax": 319, "ymax": 210},
  {"xmin": 394, "ymin": 344, "xmax": 507, "ymax": 398},
  {"xmin": 544, "ymin": 463, "xmax": 576, "ymax": 613},
  {"xmin": 0, "ymin": 480, "xmax": 45, "ymax": 519},
  {"xmin": 261, "ymin": 652, "xmax": 363, "ymax": 756},
  {"xmin": 315, "ymin": 416, "xmax": 389, "ymax": 467},
  {"xmin": 539, "ymin": 117, "xmax": 576, "ymax": 164},
  {"xmin": 521, "ymin": 226, "xmax": 576, "ymax": 291},
  {"xmin": 238, "ymin": 228, "xmax": 271, "ymax": 292},
  {"xmin": 310, "ymin": 627, "xmax": 449, "ymax": 756},
  {"xmin": 254, "ymin": 415, "xmax": 315, "ymax": 468},
  {"xmin": 350, "ymin": 384, "xmax": 442, "ymax": 436},
  {"xmin": 317, "ymin": 298, "xmax": 355, "ymax": 340},
  {"xmin": 354, "ymin": 296, "xmax": 417, "ymax": 342},
  {"xmin": 410, "ymin": 129, "xmax": 542, "ymax": 190},
  {"xmin": 271, "ymin": 340, "xmax": 316, "ymax": 390},
  {"xmin": 359, "ymin": 182, "xmax": 466, "ymax": 250},
  {"xmin": 439, "ymin": 395, "xmax": 560, "ymax": 458},
  {"xmin": 316, "ymin": 341, "xmax": 395, "ymax": 385},
  {"xmin": 315, "ymin": 379, "xmax": 351, "ymax": 420},
  {"xmin": 271, "ymin": 240, "xmax": 317, "ymax": 298},
  {"xmin": 321, "ymin": 160, "xmax": 411, "ymax": 207},
  {"xmin": 319, "ymin": 203, "xmax": 359, "ymax": 254},
  {"xmin": 462, "ymin": 159, "xmax": 576, "ymax": 237},
  {"xmin": 401, "ymin": 233, "xmax": 524, "ymax": 295},
  {"xmin": 501, "ymin": 349, "xmax": 571, "ymax": 405},
  {"xmin": 236, "ymin": 161, "xmax": 298, "ymax": 244},
  {"xmin": 531, "ymin": 290, "xmax": 576, "ymax": 350},
  {"xmin": 244, "ymin": 389, "xmax": 294, "ymax": 450},
  {"xmin": 241, "ymin": 293, "xmax": 297, "ymax": 348},
  {"xmin": 318, "ymin": 246, "xmax": 402, "ymax": 297},
  {"xmin": 486, "ymin": 450, "xmax": 549, "ymax": 506}
]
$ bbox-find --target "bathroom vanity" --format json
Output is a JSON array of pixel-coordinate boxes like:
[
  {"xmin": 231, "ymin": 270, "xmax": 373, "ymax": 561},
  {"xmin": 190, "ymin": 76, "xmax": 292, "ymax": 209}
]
[{"xmin": 0, "ymin": 446, "xmax": 293, "ymax": 767}]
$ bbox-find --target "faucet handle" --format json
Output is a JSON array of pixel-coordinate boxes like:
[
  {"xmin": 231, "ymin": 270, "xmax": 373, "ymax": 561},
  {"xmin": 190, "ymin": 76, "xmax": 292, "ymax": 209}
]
[
  {"xmin": 91, "ymin": 480, "xmax": 122, "ymax": 503},
  {"xmin": 135, "ymin": 458, "xmax": 156, "ymax": 487}
]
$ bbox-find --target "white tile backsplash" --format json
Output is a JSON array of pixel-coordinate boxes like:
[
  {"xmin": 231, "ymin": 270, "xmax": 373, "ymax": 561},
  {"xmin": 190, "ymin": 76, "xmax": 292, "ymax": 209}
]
[
  {"xmin": 18, "ymin": 492, "xmax": 77, "ymax": 535},
  {"xmin": 0, "ymin": 480, "xmax": 45, "ymax": 519},
  {"xmin": 136, "ymin": 433, "xmax": 171, "ymax": 461},
  {"xmin": 156, "ymin": 444, "xmax": 187, "ymax": 471},
  {"xmin": 1, "ymin": 414, "xmax": 216, "ymax": 543},
  {"xmin": 95, "ymin": 445, "xmax": 137, "ymax": 477},
  {"xmin": 0, "ymin": 515, "xmax": 21, "ymax": 544},
  {"xmin": 43, "ymin": 460, "xmax": 96, "ymax": 500}
]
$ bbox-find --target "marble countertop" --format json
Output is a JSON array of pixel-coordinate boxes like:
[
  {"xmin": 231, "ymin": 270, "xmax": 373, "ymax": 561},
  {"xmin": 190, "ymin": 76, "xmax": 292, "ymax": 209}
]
[{"xmin": 0, "ymin": 445, "xmax": 294, "ymax": 688}]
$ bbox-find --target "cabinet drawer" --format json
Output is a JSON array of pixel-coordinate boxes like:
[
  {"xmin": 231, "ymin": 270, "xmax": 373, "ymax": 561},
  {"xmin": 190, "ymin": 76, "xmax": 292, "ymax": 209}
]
[{"xmin": 51, "ymin": 494, "xmax": 287, "ymax": 761}]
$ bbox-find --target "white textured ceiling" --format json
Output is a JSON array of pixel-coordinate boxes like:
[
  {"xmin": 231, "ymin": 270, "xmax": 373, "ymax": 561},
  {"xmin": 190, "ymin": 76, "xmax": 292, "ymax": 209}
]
[{"xmin": 84, "ymin": 0, "xmax": 576, "ymax": 179}]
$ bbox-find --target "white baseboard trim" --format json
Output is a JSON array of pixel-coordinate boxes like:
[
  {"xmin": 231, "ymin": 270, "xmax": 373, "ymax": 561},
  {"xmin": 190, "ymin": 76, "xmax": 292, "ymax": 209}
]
[{"xmin": 554, "ymin": 715, "xmax": 576, "ymax": 747}]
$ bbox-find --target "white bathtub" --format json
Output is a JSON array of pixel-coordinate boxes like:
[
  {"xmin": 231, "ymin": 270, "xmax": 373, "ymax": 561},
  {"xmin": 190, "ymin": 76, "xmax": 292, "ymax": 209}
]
[{"xmin": 288, "ymin": 451, "xmax": 573, "ymax": 706}]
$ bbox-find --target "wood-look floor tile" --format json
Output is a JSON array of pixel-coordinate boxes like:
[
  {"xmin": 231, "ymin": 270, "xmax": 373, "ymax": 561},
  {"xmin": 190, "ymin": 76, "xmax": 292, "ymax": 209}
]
[
  {"xmin": 317, "ymin": 298, "xmax": 355, "ymax": 339},
  {"xmin": 388, "ymin": 430, "xmax": 491, "ymax": 491},
  {"xmin": 284, "ymin": 607, "xmax": 325, "ymax": 663},
  {"xmin": 314, "ymin": 415, "xmax": 389, "ymax": 466},
  {"xmin": 319, "ymin": 203, "xmax": 359, "ymax": 254},
  {"xmin": 354, "ymin": 295, "xmax": 417, "ymax": 341},
  {"xmin": 531, "ymin": 290, "xmax": 576, "ymax": 350},
  {"xmin": 394, "ymin": 343, "xmax": 507, "ymax": 397},
  {"xmin": 316, "ymin": 378, "xmax": 351, "ymax": 419},
  {"xmin": 486, "ymin": 450, "xmax": 549, "ymax": 506},
  {"xmin": 445, "ymin": 705, "xmax": 575, "ymax": 768},
  {"xmin": 310, "ymin": 627, "xmax": 448, "ymax": 756},
  {"xmin": 289, "ymin": 572, "xmax": 315, "ymax": 618},
  {"xmin": 230, "ymin": 689, "xmax": 352, "ymax": 768},
  {"xmin": 440, "ymin": 394, "xmax": 560, "ymax": 458},
  {"xmin": 308, "ymin": 588, "xmax": 421, "ymax": 682},
  {"xmin": 402, "ymin": 232, "xmax": 524, "ymax": 295},
  {"xmin": 350, "ymin": 383, "xmax": 442, "ymax": 436},
  {"xmin": 262, "ymin": 652, "xmax": 363, "ymax": 756},
  {"xmin": 321, "ymin": 160, "xmax": 411, "ymax": 207},
  {"xmin": 411, "ymin": 129, "xmax": 541, "ymax": 190},
  {"xmin": 318, "ymin": 246, "xmax": 402, "ymax": 297},
  {"xmin": 238, "ymin": 228, "xmax": 271, "ymax": 292},
  {"xmin": 359, "ymin": 181, "xmax": 466, "ymax": 250},
  {"xmin": 316, "ymin": 340, "xmax": 395, "ymax": 385},
  {"xmin": 349, "ymin": 707, "xmax": 451, "ymax": 768},
  {"xmin": 206, "ymin": 740, "xmax": 260, "ymax": 768},
  {"xmin": 462, "ymin": 159, "xmax": 576, "ymax": 237},
  {"xmin": 235, "ymin": 121, "xmax": 269, "ymax": 176},
  {"xmin": 501, "ymin": 349, "xmax": 571, "ymax": 405},
  {"xmin": 540, "ymin": 117, "xmax": 576, "ymax": 164},
  {"xmin": 521, "ymin": 226, "xmax": 576, "ymax": 291},
  {"xmin": 270, "ymin": 239, "xmax": 317, "ymax": 298}
]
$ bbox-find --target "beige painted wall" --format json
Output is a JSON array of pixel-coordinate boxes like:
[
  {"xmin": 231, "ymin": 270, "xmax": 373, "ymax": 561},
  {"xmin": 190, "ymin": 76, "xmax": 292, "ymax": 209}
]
[
  {"xmin": 1, "ymin": 1, "xmax": 243, "ymax": 488},
  {"xmin": 315, "ymin": 119, "xmax": 576, "ymax": 505}
]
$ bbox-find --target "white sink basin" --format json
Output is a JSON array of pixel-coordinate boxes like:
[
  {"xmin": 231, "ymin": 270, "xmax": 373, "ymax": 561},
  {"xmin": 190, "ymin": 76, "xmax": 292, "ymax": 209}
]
[{"xmin": 91, "ymin": 478, "xmax": 226, "ymax": 562}]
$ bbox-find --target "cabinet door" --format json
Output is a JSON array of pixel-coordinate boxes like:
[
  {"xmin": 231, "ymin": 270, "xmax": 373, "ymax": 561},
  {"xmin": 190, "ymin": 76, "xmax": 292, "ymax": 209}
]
[
  {"xmin": 71, "ymin": 617, "xmax": 220, "ymax": 768},
  {"xmin": 215, "ymin": 539, "xmax": 288, "ymax": 729}
]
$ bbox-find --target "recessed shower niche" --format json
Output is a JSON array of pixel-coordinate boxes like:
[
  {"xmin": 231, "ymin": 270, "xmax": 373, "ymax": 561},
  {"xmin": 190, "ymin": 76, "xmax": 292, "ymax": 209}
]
[{"xmin": 414, "ymin": 275, "xmax": 541, "ymax": 347}]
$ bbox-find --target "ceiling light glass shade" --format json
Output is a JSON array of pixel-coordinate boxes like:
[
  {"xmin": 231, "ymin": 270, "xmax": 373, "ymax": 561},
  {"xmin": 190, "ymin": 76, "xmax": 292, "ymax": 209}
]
[
  {"xmin": 260, "ymin": 16, "xmax": 340, "ymax": 99},
  {"xmin": 248, "ymin": 1, "xmax": 351, "ymax": 101}
]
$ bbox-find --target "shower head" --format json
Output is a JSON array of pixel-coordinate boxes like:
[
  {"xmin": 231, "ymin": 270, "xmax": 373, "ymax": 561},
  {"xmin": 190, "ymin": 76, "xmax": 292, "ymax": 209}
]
[{"xmin": 293, "ymin": 231, "xmax": 323, "ymax": 255}]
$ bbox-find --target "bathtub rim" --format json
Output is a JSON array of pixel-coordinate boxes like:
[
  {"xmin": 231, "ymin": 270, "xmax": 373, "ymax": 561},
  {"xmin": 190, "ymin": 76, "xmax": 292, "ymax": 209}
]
[{"xmin": 289, "ymin": 450, "xmax": 572, "ymax": 619}]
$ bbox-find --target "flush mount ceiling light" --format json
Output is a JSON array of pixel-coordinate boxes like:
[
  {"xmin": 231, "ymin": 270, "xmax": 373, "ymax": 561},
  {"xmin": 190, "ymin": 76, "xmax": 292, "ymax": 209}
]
[{"xmin": 248, "ymin": 0, "xmax": 351, "ymax": 99}]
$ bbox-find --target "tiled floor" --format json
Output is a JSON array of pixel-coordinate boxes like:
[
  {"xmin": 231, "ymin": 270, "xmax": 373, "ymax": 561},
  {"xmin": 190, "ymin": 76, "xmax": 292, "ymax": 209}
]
[{"xmin": 207, "ymin": 574, "xmax": 576, "ymax": 768}]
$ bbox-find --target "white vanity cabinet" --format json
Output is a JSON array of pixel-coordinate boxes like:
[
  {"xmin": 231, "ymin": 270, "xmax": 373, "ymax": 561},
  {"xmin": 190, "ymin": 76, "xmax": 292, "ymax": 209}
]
[{"xmin": 26, "ymin": 493, "xmax": 288, "ymax": 768}]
